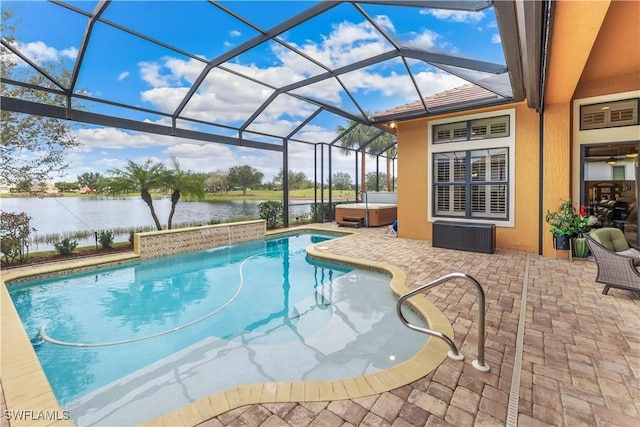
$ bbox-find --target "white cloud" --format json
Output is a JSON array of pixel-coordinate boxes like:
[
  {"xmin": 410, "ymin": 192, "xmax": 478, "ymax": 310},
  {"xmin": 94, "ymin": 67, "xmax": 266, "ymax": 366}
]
[
  {"xmin": 404, "ymin": 29, "xmax": 440, "ymax": 50},
  {"xmin": 118, "ymin": 71, "xmax": 130, "ymax": 81},
  {"xmin": 14, "ymin": 40, "xmax": 78, "ymax": 64},
  {"xmin": 421, "ymin": 9, "xmax": 484, "ymax": 24},
  {"xmin": 136, "ymin": 18, "xmax": 435, "ymax": 121},
  {"xmin": 140, "ymin": 86, "xmax": 191, "ymax": 114},
  {"xmin": 286, "ymin": 19, "xmax": 390, "ymax": 69},
  {"xmin": 74, "ymin": 127, "xmax": 182, "ymax": 150},
  {"xmin": 373, "ymin": 15, "xmax": 395, "ymax": 33},
  {"xmin": 95, "ymin": 157, "xmax": 129, "ymax": 170},
  {"xmin": 139, "ymin": 61, "xmax": 172, "ymax": 87},
  {"xmin": 413, "ymin": 71, "xmax": 466, "ymax": 98},
  {"xmin": 230, "ymin": 30, "xmax": 242, "ymax": 38},
  {"xmin": 60, "ymin": 47, "xmax": 78, "ymax": 59},
  {"xmin": 294, "ymin": 124, "xmax": 338, "ymax": 144},
  {"xmin": 164, "ymin": 143, "xmax": 237, "ymax": 172},
  {"xmin": 491, "ymin": 33, "xmax": 502, "ymax": 44},
  {"xmin": 133, "ymin": 16, "xmax": 462, "ymax": 143}
]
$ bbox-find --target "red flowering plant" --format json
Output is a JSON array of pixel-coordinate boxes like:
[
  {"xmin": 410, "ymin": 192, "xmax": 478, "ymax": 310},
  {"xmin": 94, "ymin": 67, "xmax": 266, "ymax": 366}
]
[{"xmin": 573, "ymin": 204, "xmax": 596, "ymax": 236}]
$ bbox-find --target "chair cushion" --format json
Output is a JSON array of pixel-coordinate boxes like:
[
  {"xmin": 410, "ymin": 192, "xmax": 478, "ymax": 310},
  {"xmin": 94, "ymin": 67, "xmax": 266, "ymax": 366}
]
[
  {"xmin": 590, "ymin": 228, "xmax": 630, "ymax": 252},
  {"xmin": 618, "ymin": 248, "xmax": 640, "ymax": 265}
]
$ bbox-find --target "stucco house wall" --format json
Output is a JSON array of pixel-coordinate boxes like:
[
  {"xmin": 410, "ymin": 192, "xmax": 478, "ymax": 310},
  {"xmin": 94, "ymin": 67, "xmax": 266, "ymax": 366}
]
[
  {"xmin": 394, "ymin": 0, "xmax": 639, "ymax": 257},
  {"xmin": 396, "ymin": 102, "xmax": 540, "ymax": 253}
]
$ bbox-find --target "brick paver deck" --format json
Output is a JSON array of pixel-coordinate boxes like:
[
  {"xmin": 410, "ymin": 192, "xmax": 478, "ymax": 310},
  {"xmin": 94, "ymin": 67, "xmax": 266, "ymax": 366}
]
[{"xmin": 2, "ymin": 224, "xmax": 638, "ymax": 426}]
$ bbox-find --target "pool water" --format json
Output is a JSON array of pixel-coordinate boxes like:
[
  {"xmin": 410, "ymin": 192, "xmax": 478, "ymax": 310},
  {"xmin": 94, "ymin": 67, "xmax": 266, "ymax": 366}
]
[{"xmin": 9, "ymin": 232, "xmax": 426, "ymax": 426}]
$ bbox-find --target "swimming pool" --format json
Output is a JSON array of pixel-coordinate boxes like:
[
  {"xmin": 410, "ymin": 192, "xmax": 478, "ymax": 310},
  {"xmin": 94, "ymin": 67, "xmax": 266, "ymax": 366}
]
[{"xmin": 9, "ymin": 231, "xmax": 427, "ymax": 426}]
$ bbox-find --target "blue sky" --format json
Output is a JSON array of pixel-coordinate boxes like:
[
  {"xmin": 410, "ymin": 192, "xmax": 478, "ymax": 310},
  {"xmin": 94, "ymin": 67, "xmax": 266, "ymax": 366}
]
[{"xmin": 3, "ymin": 0, "xmax": 505, "ymax": 183}]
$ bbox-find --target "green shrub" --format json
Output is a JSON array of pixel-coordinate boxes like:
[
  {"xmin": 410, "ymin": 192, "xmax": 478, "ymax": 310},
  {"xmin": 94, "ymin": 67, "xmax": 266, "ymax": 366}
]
[
  {"xmin": 0, "ymin": 211, "xmax": 35, "ymax": 264},
  {"xmin": 311, "ymin": 202, "xmax": 341, "ymax": 222},
  {"xmin": 54, "ymin": 238, "xmax": 78, "ymax": 256},
  {"xmin": 98, "ymin": 230, "xmax": 114, "ymax": 249},
  {"xmin": 258, "ymin": 200, "xmax": 283, "ymax": 229}
]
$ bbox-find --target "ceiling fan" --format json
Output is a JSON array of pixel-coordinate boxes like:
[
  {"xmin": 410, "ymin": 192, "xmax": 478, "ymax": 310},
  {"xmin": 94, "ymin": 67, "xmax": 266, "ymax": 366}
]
[
  {"xmin": 585, "ymin": 145, "xmax": 638, "ymax": 164},
  {"xmin": 584, "ymin": 154, "xmax": 633, "ymax": 164}
]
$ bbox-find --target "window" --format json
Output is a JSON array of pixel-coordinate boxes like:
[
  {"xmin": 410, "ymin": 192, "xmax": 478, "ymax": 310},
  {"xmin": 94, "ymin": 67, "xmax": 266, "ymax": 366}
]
[
  {"xmin": 580, "ymin": 98, "xmax": 639, "ymax": 130},
  {"xmin": 612, "ymin": 165, "xmax": 625, "ymax": 181},
  {"xmin": 433, "ymin": 115, "xmax": 509, "ymax": 143},
  {"xmin": 433, "ymin": 121, "xmax": 467, "ymax": 143},
  {"xmin": 433, "ymin": 148, "xmax": 509, "ymax": 219},
  {"xmin": 429, "ymin": 109, "xmax": 515, "ymax": 226}
]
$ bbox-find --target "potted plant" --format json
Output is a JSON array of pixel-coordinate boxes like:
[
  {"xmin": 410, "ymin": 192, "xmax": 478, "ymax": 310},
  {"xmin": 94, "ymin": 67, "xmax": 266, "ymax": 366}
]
[
  {"xmin": 571, "ymin": 204, "xmax": 596, "ymax": 257},
  {"xmin": 545, "ymin": 199, "xmax": 578, "ymax": 250}
]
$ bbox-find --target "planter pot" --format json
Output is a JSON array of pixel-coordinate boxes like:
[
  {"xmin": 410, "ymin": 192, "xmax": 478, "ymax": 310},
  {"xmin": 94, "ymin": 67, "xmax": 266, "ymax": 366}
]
[
  {"xmin": 553, "ymin": 234, "xmax": 571, "ymax": 250},
  {"xmin": 572, "ymin": 237, "xmax": 590, "ymax": 257}
]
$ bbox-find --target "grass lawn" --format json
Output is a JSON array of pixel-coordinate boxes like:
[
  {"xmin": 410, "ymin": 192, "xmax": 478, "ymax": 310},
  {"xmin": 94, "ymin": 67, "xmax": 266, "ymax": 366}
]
[{"xmin": 201, "ymin": 188, "xmax": 357, "ymax": 200}]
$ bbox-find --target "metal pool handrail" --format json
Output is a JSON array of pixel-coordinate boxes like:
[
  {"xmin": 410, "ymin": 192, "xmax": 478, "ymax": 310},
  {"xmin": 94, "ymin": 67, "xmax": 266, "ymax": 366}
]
[{"xmin": 396, "ymin": 272, "xmax": 490, "ymax": 372}]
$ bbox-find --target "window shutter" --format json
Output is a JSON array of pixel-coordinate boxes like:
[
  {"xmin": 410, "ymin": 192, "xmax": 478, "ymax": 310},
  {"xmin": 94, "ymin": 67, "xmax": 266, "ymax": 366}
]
[
  {"xmin": 581, "ymin": 98, "xmax": 639, "ymax": 129},
  {"xmin": 610, "ymin": 108, "xmax": 635, "ymax": 124}
]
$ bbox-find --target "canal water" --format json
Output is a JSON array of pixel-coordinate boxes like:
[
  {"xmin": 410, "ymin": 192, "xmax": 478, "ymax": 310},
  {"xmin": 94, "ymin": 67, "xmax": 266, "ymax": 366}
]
[{"xmin": 0, "ymin": 197, "xmax": 313, "ymax": 251}]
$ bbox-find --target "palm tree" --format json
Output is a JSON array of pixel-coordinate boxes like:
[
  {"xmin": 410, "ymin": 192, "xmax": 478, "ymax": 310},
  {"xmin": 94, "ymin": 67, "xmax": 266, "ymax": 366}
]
[
  {"xmin": 164, "ymin": 157, "xmax": 205, "ymax": 230},
  {"xmin": 107, "ymin": 159, "xmax": 166, "ymax": 230},
  {"xmin": 385, "ymin": 145, "xmax": 397, "ymax": 191},
  {"xmin": 336, "ymin": 117, "xmax": 382, "ymax": 194},
  {"xmin": 368, "ymin": 134, "xmax": 397, "ymax": 192}
]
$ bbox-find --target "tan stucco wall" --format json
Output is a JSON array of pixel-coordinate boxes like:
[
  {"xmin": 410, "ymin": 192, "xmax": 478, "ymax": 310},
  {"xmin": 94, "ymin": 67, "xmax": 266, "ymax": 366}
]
[
  {"xmin": 540, "ymin": 0, "xmax": 639, "ymax": 257},
  {"xmin": 541, "ymin": 102, "xmax": 572, "ymax": 257},
  {"xmin": 396, "ymin": 120, "xmax": 428, "ymax": 241},
  {"xmin": 544, "ymin": 0, "xmax": 611, "ymax": 105},
  {"xmin": 574, "ymin": 73, "xmax": 640, "ymax": 101},
  {"xmin": 391, "ymin": 0, "xmax": 639, "ymax": 256},
  {"xmin": 575, "ymin": 0, "xmax": 639, "ymax": 94},
  {"xmin": 396, "ymin": 102, "xmax": 540, "ymax": 253}
]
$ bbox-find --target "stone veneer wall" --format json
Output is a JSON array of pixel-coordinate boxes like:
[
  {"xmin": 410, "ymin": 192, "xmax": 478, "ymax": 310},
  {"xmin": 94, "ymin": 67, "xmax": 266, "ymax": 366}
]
[{"xmin": 134, "ymin": 220, "xmax": 266, "ymax": 259}]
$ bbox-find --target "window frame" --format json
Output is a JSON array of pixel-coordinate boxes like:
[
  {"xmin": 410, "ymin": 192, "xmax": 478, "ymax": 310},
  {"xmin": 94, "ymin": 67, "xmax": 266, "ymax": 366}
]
[
  {"xmin": 432, "ymin": 114, "xmax": 510, "ymax": 143},
  {"xmin": 579, "ymin": 98, "xmax": 639, "ymax": 131},
  {"xmin": 428, "ymin": 109, "xmax": 516, "ymax": 227}
]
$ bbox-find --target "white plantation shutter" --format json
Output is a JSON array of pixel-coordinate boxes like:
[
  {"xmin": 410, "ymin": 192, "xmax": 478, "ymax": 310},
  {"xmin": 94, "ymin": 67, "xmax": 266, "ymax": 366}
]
[
  {"xmin": 434, "ymin": 115, "xmax": 510, "ymax": 143},
  {"xmin": 433, "ymin": 121, "xmax": 467, "ymax": 143},
  {"xmin": 434, "ymin": 147, "xmax": 508, "ymax": 220}
]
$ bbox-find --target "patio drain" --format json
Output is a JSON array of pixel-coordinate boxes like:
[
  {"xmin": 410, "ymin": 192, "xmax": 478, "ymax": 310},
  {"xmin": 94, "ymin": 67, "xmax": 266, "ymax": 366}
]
[{"xmin": 506, "ymin": 254, "xmax": 530, "ymax": 427}]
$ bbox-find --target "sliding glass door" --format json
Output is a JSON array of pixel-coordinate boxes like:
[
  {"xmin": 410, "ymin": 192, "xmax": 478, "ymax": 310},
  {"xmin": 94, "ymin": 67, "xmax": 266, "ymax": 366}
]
[{"xmin": 581, "ymin": 142, "xmax": 639, "ymax": 245}]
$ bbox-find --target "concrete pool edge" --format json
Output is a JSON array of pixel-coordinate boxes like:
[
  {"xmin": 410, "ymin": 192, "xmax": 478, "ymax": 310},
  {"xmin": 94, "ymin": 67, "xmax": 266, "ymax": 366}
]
[{"xmin": 0, "ymin": 228, "xmax": 454, "ymax": 427}]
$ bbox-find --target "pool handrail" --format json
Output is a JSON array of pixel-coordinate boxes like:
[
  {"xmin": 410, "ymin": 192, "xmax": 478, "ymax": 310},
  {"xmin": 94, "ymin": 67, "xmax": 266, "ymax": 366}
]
[{"xmin": 396, "ymin": 272, "xmax": 490, "ymax": 372}]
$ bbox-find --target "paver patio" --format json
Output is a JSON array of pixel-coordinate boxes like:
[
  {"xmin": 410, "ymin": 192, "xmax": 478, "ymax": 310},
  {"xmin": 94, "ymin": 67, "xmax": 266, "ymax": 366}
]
[
  {"xmin": 1, "ymin": 223, "xmax": 638, "ymax": 426},
  {"xmin": 194, "ymin": 224, "xmax": 640, "ymax": 427}
]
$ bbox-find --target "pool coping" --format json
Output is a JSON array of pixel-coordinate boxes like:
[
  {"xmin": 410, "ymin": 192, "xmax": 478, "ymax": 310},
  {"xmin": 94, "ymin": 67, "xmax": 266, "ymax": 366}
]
[{"xmin": 0, "ymin": 227, "xmax": 453, "ymax": 427}]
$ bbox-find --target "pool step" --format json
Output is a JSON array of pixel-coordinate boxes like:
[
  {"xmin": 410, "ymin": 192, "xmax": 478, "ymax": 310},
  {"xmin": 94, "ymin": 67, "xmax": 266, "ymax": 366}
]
[{"xmin": 339, "ymin": 216, "xmax": 364, "ymax": 228}]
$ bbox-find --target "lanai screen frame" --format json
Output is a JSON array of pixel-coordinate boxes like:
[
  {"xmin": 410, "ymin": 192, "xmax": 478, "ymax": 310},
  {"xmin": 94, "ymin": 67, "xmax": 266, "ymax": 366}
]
[{"xmin": 1, "ymin": 0, "xmax": 545, "ymax": 227}]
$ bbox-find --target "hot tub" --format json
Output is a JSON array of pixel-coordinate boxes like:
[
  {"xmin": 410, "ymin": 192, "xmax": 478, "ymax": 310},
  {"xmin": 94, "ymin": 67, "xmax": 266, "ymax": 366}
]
[{"xmin": 335, "ymin": 203, "xmax": 397, "ymax": 227}]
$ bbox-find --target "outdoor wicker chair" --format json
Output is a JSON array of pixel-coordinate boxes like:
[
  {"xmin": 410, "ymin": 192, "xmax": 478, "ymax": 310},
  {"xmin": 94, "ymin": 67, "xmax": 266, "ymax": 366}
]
[{"xmin": 584, "ymin": 227, "xmax": 640, "ymax": 295}]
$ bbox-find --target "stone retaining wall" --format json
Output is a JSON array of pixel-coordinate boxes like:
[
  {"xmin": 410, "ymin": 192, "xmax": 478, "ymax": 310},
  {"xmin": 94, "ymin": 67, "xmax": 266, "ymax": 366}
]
[{"xmin": 134, "ymin": 220, "xmax": 266, "ymax": 259}]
